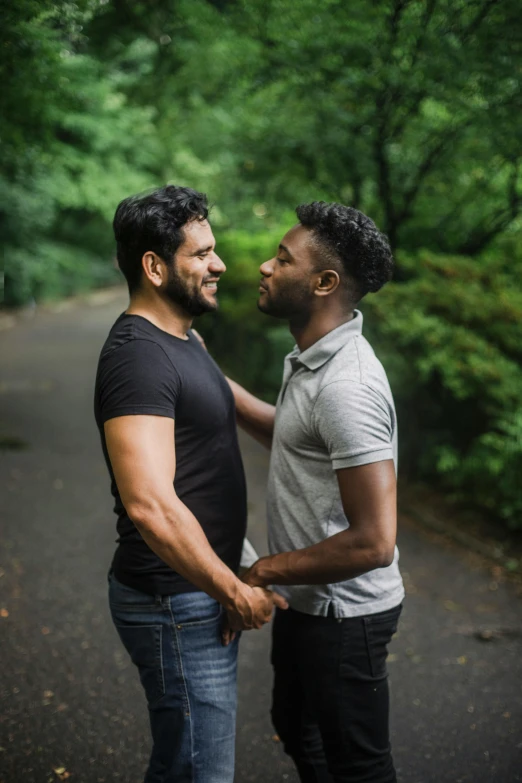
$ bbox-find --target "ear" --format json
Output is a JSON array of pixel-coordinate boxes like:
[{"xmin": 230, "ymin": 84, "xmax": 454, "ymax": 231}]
[
  {"xmin": 314, "ymin": 269, "xmax": 340, "ymax": 297},
  {"xmin": 141, "ymin": 251, "xmax": 167, "ymax": 288}
]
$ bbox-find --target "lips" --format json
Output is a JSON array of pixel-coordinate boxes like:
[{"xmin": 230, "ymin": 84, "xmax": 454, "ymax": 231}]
[{"xmin": 259, "ymin": 281, "xmax": 268, "ymax": 293}]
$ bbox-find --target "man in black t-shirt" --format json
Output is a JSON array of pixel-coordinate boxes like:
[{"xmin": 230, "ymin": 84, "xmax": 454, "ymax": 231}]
[{"xmin": 94, "ymin": 186, "xmax": 286, "ymax": 783}]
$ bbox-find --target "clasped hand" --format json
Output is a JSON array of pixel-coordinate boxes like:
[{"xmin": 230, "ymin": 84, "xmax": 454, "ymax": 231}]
[{"xmin": 221, "ymin": 561, "xmax": 288, "ymax": 646}]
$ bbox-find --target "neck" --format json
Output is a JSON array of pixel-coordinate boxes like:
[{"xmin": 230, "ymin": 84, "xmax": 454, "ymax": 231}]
[
  {"xmin": 290, "ymin": 307, "xmax": 355, "ymax": 352},
  {"xmin": 126, "ymin": 291, "xmax": 192, "ymax": 339}
]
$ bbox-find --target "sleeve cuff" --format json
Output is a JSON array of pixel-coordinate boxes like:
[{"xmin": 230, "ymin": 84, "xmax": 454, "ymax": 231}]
[
  {"xmin": 332, "ymin": 447, "xmax": 394, "ymax": 470},
  {"xmin": 101, "ymin": 405, "xmax": 176, "ymax": 423}
]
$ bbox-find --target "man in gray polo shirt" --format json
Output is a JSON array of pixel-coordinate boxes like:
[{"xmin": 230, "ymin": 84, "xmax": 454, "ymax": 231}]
[{"xmin": 227, "ymin": 201, "xmax": 404, "ymax": 783}]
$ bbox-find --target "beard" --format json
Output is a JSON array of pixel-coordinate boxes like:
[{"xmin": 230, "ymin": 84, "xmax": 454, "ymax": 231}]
[
  {"xmin": 164, "ymin": 264, "xmax": 218, "ymax": 317},
  {"xmin": 257, "ymin": 277, "xmax": 311, "ymax": 320}
]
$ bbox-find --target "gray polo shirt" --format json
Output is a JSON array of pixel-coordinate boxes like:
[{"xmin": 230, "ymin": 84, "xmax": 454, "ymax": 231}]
[{"xmin": 267, "ymin": 311, "xmax": 404, "ymax": 618}]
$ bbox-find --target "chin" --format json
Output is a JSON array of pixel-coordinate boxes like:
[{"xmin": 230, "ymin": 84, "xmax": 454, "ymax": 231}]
[{"xmin": 257, "ymin": 300, "xmax": 287, "ymax": 319}]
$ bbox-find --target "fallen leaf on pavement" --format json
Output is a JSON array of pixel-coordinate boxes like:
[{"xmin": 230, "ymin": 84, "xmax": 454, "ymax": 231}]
[
  {"xmin": 443, "ymin": 600, "xmax": 462, "ymax": 612},
  {"xmin": 53, "ymin": 767, "xmax": 71, "ymax": 780}
]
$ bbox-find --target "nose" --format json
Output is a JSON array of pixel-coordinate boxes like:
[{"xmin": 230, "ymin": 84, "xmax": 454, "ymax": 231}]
[
  {"xmin": 259, "ymin": 258, "xmax": 274, "ymax": 277},
  {"xmin": 209, "ymin": 252, "xmax": 226, "ymax": 274}
]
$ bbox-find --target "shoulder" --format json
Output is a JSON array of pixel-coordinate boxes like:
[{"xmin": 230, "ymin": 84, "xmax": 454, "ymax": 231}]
[
  {"xmin": 99, "ymin": 335, "xmax": 173, "ymax": 372},
  {"xmin": 313, "ymin": 354, "xmax": 394, "ymax": 431},
  {"xmin": 97, "ymin": 334, "xmax": 182, "ymax": 404},
  {"xmin": 319, "ymin": 335, "xmax": 392, "ymax": 402}
]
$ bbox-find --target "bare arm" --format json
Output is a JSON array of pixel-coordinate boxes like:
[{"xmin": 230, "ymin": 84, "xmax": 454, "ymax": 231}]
[
  {"xmin": 104, "ymin": 414, "xmax": 286, "ymax": 629},
  {"xmin": 242, "ymin": 460, "xmax": 397, "ymax": 587},
  {"xmin": 226, "ymin": 377, "xmax": 275, "ymax": 449}
]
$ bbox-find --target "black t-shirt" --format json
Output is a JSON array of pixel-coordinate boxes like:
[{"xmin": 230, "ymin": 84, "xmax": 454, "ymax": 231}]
[{"xmin": 94, "ymin": 313, "xmax": 247, "ymax": 595}]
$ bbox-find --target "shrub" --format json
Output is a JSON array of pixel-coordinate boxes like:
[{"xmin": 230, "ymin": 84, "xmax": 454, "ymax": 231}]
[
  {"xmin": 363, "ymin": 248, "xmax": 522, "ymax": 530},
  {"xmin": 4, "ymin": 241, "xmax": 120, "ymax": 306}
]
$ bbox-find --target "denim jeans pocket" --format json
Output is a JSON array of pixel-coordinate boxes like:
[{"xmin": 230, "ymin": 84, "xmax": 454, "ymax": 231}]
[
  {"xmin": 114, "ymin": 623, "xmax": 165, "ymax": 705},
  {"xmin": 169, "ymin": 593, "xmax": 223, "ymax": 627},
  {"xmin": 363, "ymin": 605, "xmax": 402, "ymax": 679}
]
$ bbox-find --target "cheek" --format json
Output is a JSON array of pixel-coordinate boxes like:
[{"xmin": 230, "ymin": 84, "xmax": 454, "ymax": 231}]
[
  {"xmin": 185, "ymin": 264, "xmax": 205, "ymax": 286},
  {"xmin": 280, "ymin": 272, "xmax": 305, "ymax": 294}
]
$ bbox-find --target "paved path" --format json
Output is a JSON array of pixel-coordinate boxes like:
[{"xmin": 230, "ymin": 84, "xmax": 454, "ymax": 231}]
[{"xmin": 1, "ymin": 292, "xmax": 521, "ymax": 783}]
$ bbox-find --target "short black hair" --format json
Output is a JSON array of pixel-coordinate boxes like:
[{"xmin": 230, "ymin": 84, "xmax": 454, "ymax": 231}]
[
  {"xmin": 296, "ymin": 201, "xmax": 393, "ymax": 301},
  {"xmin": 113, "ymin": 185, "xmax": 209, "ymax": 293}
]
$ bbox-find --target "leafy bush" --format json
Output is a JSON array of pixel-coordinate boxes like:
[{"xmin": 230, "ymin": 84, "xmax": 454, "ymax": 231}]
[
  {"xmin": 363, "ymin": 248, "xmax": 522, "ymax": 530},
  {"xmin": 5, "ymin": 241, "xmax": 120, "ymax": 306}
]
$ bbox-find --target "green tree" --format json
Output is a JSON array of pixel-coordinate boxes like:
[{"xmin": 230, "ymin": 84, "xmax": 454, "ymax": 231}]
[
  {"xmin": 1, "ymin": 0, "xmax": 160, "ymax": 304},
  {"xmin": 100, "ymin": 0, "xmax": 520, "ymax": 250}
]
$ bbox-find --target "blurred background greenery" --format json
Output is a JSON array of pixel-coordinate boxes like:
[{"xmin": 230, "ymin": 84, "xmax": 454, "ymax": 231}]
[{"xmin": 2, "ymin": 0, "xmax": 521, "ymax": 531}]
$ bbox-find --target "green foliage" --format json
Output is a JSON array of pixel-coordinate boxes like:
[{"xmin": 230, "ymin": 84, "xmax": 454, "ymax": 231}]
[
  {"xmin": 2, "ymin": 0, "xmax": 159, "ymax": 306},
  {"xmin": 111, "ymin": 0, "xmax": 521, "ymax": 250},
  {"xmin": 5, "ymin": 241, "xmax": 120, "ymax": 306},
  {"xmin": 362, "ymin": 248, "xmax": 522, "ymax": 529},
  {"xmin": 2, "ymin": 0, "xmax": 522, "ymax": 531}
]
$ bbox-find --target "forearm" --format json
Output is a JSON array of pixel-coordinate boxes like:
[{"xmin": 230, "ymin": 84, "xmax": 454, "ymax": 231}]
[
  {"xmin": 244, "ymin": 529, "xmax": 394, "ymax": 587},
  {"xmin": 129, "ymin": 493, "xmax": 246, "ymax": 611},
  {"xmin": 226, "ymin": 377, "xmax": 275, "ymax": 448}
]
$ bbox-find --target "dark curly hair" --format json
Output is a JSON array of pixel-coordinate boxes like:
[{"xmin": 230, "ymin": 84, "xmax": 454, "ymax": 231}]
[
  {"xmin": 113, "ymin": 185, "xmax": 209, "ymax": 293},
  {"xmin": 296, "ymin": 201, "xmax": 393, "ymax": 301}
]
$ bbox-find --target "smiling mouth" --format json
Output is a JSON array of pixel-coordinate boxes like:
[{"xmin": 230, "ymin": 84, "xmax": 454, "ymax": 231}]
[{"xmin": 202, "ymin": 281, "xmax": 218, "ymax": 291}]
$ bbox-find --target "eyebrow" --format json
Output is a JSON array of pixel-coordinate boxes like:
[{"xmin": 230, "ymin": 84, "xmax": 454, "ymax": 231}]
[
  {"xmin": 278, "ymin": 243, "xmax": 293, "ymax": 259},
  {"xmin": 189, "ymin": 245, "xmax": 213, "ymax": 257}
]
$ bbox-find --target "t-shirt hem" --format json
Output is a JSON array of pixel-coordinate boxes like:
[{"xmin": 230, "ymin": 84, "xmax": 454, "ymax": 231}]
[
  {"xmin": 331, "ymin": 447, "xmax": 394, "ymax": 470},
  {"xmin": 112, "ymin": 567, "xmax": 205, "ymax": 597},
  {"xmin": 275, "ymin": 585, "xmax": 405, "ymax": 619}
]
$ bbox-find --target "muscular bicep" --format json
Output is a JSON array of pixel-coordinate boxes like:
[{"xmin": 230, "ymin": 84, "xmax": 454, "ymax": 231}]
[
  {"xmin": 336, "ymin": 460, "xmax": 397, "ymax": 559},
  {"xmin": 104, "ymin": 415, "xmax": 176, "ymax": 517}
]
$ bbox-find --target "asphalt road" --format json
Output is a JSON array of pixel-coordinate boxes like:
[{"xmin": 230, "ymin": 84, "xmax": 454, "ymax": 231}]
[{"xmin": 1, "ymin": 290, "xmax": 521, "ymax": 783}]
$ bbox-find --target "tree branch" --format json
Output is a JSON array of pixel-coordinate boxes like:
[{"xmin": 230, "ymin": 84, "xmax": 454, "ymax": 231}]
[
  {"xmin": 462, "ymin": 0, "xmax": 502, "ymax": 41},
  {"xmin": 458, "ymin": 159, "xmax": 521, "ymax": 254},
  {"xmin": 395, "ymin": 122, "xmax": 470, "ymax": 226},
  {"xmin": 410, "ymin": 0, "xmax": 438, "ymax": 70}
]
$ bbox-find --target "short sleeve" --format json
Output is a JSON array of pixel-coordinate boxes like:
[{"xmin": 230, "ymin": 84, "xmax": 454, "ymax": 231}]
[
  {"xmin": 97, "ymin": 339, "xmax": 180, "ymax": 424},
  {"xmin": 312, "ymin": 380, "xmax": 394, "ymax": 470}
]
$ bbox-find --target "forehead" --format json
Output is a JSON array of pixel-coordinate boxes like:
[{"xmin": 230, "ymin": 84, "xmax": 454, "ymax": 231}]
[
  {"xmin": 280, "ymin": 223, "xmax": 315, "ymax": 258},
  {"xmin": 179, "ymin": 219, "xmax": 214, "ymax": 251}
]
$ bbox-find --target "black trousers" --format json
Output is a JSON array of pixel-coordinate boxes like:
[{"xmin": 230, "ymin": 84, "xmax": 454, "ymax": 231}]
[{"xmin": 271, "ymin": 603, "xmax": 402, "ymax": 783}]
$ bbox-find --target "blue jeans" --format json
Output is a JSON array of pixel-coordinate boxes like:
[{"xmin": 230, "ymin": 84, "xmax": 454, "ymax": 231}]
[{"xmin": 108, "ymin": 572, "xmax": 239, "ymax": 783}]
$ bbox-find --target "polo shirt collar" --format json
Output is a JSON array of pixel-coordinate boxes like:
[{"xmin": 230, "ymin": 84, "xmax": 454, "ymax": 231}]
[{"xmin": 293, "ymin": 310, "xmax": 363, "ymax": 371}]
